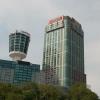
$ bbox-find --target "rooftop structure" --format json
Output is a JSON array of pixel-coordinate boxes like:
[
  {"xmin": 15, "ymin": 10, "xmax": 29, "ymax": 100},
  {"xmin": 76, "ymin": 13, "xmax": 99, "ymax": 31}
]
[{"xmin": 9, "ymin": 31, "xmax": 30, "ymax": 61}]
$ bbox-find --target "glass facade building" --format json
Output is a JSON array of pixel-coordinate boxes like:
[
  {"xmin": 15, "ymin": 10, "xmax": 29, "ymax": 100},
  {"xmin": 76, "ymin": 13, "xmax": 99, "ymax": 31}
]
[
  {"xmin": 43, "ymin": 16, "xmax": 86, "ymax": 88},
  {"xmin": 9, "ymin": 31, "xmax": 30, "ymax": 61},
  {"xmin": 0, "ymin": 59, "xmax": 40, "ymax": 85}
]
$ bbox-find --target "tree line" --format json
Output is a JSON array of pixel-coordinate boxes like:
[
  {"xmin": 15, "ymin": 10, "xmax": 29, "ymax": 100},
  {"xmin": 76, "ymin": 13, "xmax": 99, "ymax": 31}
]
[{"xmin": 0, "ymin": 82, "xmax": 99, "ymax": 100}]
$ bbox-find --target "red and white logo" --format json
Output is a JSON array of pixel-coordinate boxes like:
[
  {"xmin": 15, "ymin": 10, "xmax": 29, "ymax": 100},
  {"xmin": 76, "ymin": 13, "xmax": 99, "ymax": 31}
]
[{"xmin": 48, "ymin": 16, "xmax": 64, "ymax": 24}]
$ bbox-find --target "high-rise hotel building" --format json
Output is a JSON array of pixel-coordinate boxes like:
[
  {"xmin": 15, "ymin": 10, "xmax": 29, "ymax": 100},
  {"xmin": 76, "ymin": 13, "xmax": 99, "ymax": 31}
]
[{"xmin": 42, "ymin": 16, "xmax": 86, "ymax": 88}]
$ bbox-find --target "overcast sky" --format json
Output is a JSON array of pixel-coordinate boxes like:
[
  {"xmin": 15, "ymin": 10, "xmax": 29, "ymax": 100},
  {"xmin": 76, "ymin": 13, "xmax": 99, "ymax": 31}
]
[{"xmin": 0, "ymin": 0, "xmax": 100, "ymax": 96}]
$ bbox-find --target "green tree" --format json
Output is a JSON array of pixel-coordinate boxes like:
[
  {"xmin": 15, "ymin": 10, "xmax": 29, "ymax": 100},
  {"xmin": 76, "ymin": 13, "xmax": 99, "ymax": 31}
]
[
  {"xmin": 0, "ymin": 83, "xmax": 24, "ymax": 100},
  {"xmin": 67, "ymin": 83, "xmax": 99, "ymax": 100},
  {"xmin": 21, "ymin": 82, "xmax": 40, "ymax": 100},
  {"xmin": 39, "ymin": 84, "xmax": 60, "ymax": 100},
  {"xmin": 0, "ymin": 82, "xmax": 99, "ymax": 100}
]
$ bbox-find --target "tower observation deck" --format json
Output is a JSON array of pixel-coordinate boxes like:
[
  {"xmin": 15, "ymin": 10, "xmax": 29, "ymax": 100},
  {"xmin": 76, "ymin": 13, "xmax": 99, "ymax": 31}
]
[{"xmin": 9, "ymin": 31, "xmax": 30, "ymax": 61}]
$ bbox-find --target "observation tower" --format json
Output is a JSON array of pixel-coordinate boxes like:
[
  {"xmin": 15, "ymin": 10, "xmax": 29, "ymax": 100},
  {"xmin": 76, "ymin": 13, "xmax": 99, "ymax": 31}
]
[{"xmin": 9, "ymin": 31, "xmax": 30, "ymax": 61}]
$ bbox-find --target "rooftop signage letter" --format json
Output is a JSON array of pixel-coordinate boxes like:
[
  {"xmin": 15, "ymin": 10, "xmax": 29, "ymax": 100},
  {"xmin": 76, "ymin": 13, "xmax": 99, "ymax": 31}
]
[{"xmin": 48, "ymin": 16, "xmax": 64, "ymax": 24}]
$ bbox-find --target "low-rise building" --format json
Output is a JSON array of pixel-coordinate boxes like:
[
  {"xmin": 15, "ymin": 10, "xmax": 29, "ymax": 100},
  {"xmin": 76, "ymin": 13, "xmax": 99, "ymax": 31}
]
[{"xmin": 0, "ymin": 59, "xmax": 40, "ymax": 85}]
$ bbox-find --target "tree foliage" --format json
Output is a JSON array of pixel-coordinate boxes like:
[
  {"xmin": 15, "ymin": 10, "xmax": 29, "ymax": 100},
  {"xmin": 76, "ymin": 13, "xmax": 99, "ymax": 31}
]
[
  {"xmin": 0, "ymin": 83, "xmax": 99, "ymax": 100},
  {"xmin": 67, "ymin": 83, "xmax": 99, "ymax": 100}
]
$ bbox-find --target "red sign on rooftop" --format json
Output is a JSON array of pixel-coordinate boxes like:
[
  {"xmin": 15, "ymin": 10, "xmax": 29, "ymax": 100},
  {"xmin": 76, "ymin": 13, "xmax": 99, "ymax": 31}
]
[{"xmin": 48, "ymin": 16, "xmax": 64, "ymax": 24}]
